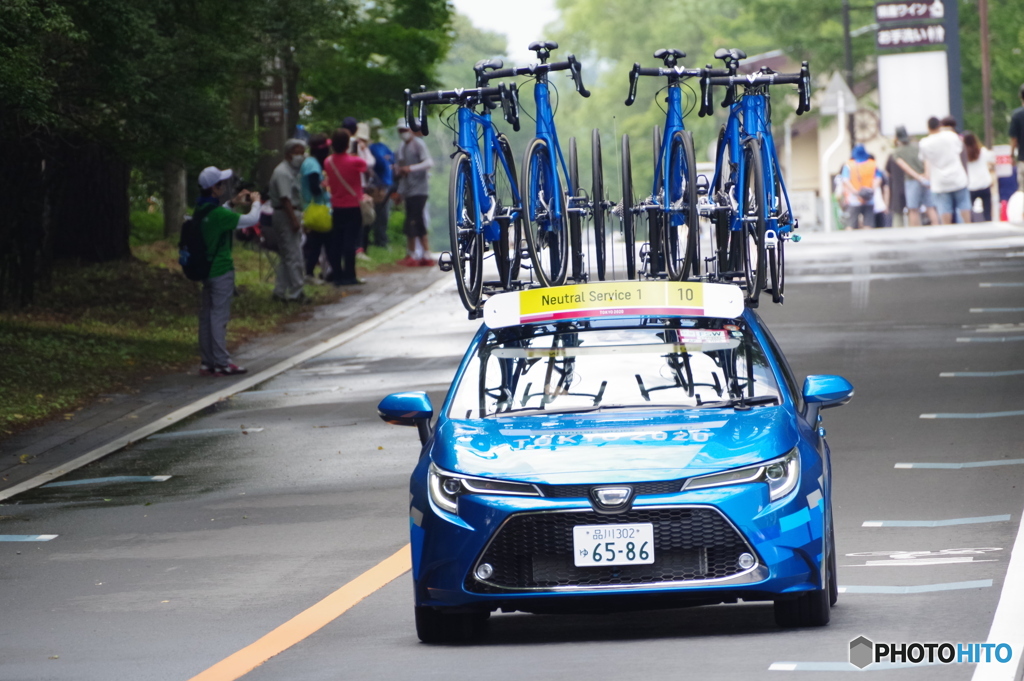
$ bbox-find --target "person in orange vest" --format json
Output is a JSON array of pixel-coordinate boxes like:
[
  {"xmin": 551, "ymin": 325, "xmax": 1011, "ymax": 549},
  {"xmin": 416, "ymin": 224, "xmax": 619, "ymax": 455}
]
[{"xmin": 840, "ymin": 145, "xmax": 884, "ymax": 229}]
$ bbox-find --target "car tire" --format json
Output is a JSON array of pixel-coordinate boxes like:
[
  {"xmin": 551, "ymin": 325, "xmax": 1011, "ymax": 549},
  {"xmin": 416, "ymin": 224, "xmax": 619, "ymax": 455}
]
[
  {"xmin": 415, "ymin": 606, "xmax": 489, "ymax": 643},
  {"xmin": 774, "ymin": 542, "xmax": 833, "ymax": 628}
]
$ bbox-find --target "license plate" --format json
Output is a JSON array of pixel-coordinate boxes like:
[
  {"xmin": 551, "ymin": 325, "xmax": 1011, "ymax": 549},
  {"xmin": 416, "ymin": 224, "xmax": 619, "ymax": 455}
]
[{"xmin": 572, "ymin": 523, "xmax": 655, "ymax": 567}]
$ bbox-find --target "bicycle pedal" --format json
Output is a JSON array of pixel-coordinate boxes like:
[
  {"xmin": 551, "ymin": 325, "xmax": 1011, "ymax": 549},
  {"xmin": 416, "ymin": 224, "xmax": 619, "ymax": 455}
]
[{"xmin": 438, "ymin": 251, "xmax": 454, "ymax": 273}]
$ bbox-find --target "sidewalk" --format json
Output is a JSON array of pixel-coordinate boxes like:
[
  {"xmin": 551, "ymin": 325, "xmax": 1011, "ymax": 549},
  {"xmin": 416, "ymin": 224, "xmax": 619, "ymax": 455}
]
[{"xmin": 0, "ymin": 267, "xmax": 446, "ymax": 496}]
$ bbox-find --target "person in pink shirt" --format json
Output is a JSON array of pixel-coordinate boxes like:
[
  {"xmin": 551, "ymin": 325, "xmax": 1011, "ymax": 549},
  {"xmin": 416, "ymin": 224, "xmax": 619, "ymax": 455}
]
[{"xmin": 323, "ymin": 128, "xmax": 369, "ymax": 285}]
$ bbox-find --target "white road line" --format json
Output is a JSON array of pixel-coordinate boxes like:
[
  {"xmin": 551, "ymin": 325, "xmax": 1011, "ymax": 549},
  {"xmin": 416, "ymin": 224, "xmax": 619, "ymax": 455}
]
[
  {"xmin": 0, "ymin": 277, "xmax": 454, "ymax": 503},
  {"xmin": 42, "ymin": 475, "xmax": 172, "ymax": 488},
  {"xmin": 860, "ymin": 557, "xmax": 994, "ymax": 567},
  {"xmin": 896, "ymin": 460, "xmax": 1024, "ymax": 469},
  {"xmin": 973, "ymin": 512, "xmax": 1024, "ymax": 681},
  {"xmin": 839, "ymin": 580, "xmax": 992, "ymax": 594},
  {"xmin": 957, "ymin": 336, "xmax": 1024, "ymax": 343},
  {"xmin": 979, "ymin": 283, "xmax": 1024, "ymax": 287},
  {"xmin": 940, "ymin": 370, "xmax": 1024, "ymax": 378},
  {"xmin": 921, "ymin": 410, "xmax": 1024, "ymax": 419},
  {"xmin": 970, "ymin": 308, "xmax": 1024, "ymax": 313},
  {"xmin": 862, "ymin": 516, "xmax": 1011, "ymax": 528},
  {"xmin": 0, "ymin": 535, "xmax": 57, "ymax": 542}
]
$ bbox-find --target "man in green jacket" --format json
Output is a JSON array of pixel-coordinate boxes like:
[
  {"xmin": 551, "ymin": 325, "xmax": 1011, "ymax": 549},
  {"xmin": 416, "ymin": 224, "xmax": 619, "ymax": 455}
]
[{"xmin": 195, "ymin": 166, "xmax": 263, "ymax": 376}]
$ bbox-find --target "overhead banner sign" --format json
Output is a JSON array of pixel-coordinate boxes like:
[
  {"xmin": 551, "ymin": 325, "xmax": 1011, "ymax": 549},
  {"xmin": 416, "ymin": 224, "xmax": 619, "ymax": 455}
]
[
  {"xmin": 877, "ymin": 24, "xmax": 946, "ymax": 48},
  {"xmin": 875, "ymin": 0, "xmax": 945, "ymax": 22}
]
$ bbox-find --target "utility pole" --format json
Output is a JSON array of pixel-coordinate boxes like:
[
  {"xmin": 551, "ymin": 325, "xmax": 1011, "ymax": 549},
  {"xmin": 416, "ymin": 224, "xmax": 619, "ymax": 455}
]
[
  {"xmin": 945, "ymin": 0, "xmax": 964, "ymax": 130},
  {"xmin": 842, "ymin": 0, "xmax": 856, "ymax": 151},
  {"xmin": 979, "ymin": 0, "xmax": 994, "ymax": 146}
]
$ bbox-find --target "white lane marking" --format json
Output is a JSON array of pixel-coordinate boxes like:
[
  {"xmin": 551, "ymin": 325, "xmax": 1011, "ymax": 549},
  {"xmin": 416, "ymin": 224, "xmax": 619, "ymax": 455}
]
[
  {"xmin": 973, "ymin": 509, "xmax": 1024, "ymax": 681},
  {"xmin": 979, "ymin": 283, "xmax": 1024, "ymax": 287},
  {"xmin": 42, "ymin": 475, "xmax": 172, "ymax": 488},
  {"xmin": 970, "ymin": 308, "xmax": 1024, "ymax": 313},
  {"xmin": 0, "ymin": 277, "xmax": 454, "ymax": 502},
  {"xmin": 0, "ymin": 535, "xmax": 58, "ymax": 542},
  {"xmin": 963, "ymin": 324, "xmax": 1024, "ymax": 332},
  {"xmin": 940, "ymin": 370, "xmax": 1024, "ymax": 378},
  {"xmin": 851, "ymin": 248, "xmax": 870, "ymax": 309},
  {"xmin": 770, "ymin": 661, "xmax": 942, "ymax": 671},
  {"xmin": 956, "ymin": 336, "xmax": 1024, "ymax": 343},
  {"xmin": 862, "ymin": 515, "xmax": 1011, "ymax": 528},
  {"xmin": 897, "ymin": 459, "xmax": 1024, "ymax": 469},
  {"xmin": 921, "ymin": 410, "xmax": 1024, "ymax": 419},
  {"xmin": 149, "ymin": 428, "xmax": 263, "ymax": 439},
  {"xmin": 839, "ymin": 580, "xmax": 992, "ymax": 594},
  {"xmin": 859, "ymin": 557, "xmax": 995, "ymax": 566}
]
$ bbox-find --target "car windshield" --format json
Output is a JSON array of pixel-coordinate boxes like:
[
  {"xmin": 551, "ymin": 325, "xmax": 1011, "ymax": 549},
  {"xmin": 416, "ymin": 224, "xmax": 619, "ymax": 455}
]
[{"xmin": 448, "ymin": 319, "xmax": 782, "ymax": 419}]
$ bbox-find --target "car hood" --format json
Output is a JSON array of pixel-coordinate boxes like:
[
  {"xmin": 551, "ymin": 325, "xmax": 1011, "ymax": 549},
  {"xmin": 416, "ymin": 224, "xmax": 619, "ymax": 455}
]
[{"xmin": 433, "ymin": 406, "xmax": 799, "ymax": 485}]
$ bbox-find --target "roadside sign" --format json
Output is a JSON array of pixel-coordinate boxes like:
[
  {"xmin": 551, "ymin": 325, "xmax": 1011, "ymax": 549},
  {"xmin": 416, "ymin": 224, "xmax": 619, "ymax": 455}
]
[
  {"xmin": 875, "ymin": 0, "xmax": 944, "ymax": 23},
  {"xmin": 819, "ymin": 72, "xmax": 856, "ymax": 116},
  {"xmin": 877, "ymin": 24, "xmax": 945, "ymax": 48}
]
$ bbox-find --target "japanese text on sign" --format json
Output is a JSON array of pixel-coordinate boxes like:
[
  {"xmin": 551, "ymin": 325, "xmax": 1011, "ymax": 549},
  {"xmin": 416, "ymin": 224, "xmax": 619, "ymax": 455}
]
[
  {"xmin": 877, "ymin": 24, "xmax": 945, "ymax": 48},
  {"xmin": 875, "ymin": 0, "xmax": 944, "ymax": 23}
]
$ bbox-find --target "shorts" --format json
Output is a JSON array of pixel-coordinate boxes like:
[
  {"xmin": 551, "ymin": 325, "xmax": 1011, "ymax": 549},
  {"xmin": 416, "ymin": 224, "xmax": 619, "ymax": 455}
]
[
  {"xmin": 845, "ymin": 203, "xmax": 875, "ymax": 229},
  {"xmin": 403, "ymin": 195, "xmax": 428, "ymax": 238},
  {"xmin": 933, "ymin": 187, "xmax": 971, "ymax": 215},
  {"xmin": 903, "ymin": 178, "xmax": 934, "ymax": 210}
]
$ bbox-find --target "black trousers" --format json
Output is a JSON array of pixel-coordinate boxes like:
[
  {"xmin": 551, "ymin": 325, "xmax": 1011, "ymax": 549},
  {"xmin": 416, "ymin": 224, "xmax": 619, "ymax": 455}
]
[
  {"xmin": 329, "ymin": 207, "xmax": 362, "ymax": 283},
  {"xmin": 304, "ymin": 229, "xmax": 330, "ymax": 276},
  {"xmin": 970, "ymin": 188, "xmax": 992, "ymax": 221}
]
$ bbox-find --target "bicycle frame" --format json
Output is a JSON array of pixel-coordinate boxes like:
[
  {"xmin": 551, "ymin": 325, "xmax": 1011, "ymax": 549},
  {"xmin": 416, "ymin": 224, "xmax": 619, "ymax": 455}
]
[
  {"xmin": 712, "ymin": 91, "xmax": 793, "ymax": 240},
  {"xmin": 456, "ymin": 104, "xmax": 521, "ymax": 243},
  {"xmin": 528, "ymin": 77, "xmax": 575, "ymax": 229},
  {"xmin": 651, "ymin": 84, "xmax": 688, "ymax": 223}
]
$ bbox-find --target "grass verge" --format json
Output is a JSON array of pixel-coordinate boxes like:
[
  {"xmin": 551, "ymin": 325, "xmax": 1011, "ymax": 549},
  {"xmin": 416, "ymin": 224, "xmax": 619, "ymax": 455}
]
[{"xmin": 0, "ymin": 208, "xmax": 408, "ymax": 443}]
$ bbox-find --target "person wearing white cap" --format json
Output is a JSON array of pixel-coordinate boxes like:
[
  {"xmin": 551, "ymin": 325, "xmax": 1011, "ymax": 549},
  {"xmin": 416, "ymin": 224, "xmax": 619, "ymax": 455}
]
[
  {"xmin": 393, "ymin": 116, "xmax": 434, "ymax": 266},
  {"xmin": 194, "ymin": 166, "xmax": 263, "ymax": 376},
  {"xmin": 268, "ymin": 138, "xmax": 308, "ymax": 301}
]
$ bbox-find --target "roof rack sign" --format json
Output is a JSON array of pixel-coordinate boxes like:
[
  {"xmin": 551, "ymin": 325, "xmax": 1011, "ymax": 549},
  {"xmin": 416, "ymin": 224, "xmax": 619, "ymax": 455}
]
[{"xmin": 483, "ymin": 281, "xmax": 745, "ymax": 329}]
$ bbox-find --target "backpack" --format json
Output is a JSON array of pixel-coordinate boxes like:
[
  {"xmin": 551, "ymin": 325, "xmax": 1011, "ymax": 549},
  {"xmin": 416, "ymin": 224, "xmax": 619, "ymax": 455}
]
[{"xmin": 178, "ymin": 204, "xmax": 218, "ymax": 281}]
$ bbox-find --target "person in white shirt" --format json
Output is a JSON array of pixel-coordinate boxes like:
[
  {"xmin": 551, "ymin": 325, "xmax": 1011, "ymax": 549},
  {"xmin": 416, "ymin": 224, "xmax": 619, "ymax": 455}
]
[
  {"xmin": 963, "ymin": 131, "xmax": 996, "ymax": 221},
  {"xmin": 918, "ymin": 116, "xmax": 971, "ymax": 224}
]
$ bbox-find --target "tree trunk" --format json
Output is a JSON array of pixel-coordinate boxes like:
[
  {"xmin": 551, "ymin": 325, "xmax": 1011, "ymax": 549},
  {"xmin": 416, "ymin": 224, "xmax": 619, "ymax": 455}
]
[
  {"xmin": 163, "ymin": 160, "xmax": 187, "ymax": 239},
  {"xmin": 0, "ymin": 136, "xmax": 46, "ymax": 308},
  {"xmin": 51, "ymin": 140, "xmax": 131, "ymax": 262}
]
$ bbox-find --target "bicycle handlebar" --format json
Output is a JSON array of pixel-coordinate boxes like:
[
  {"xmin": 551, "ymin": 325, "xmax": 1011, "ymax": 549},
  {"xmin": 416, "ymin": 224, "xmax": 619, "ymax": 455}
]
[
  {"xmin": 699, "ymin": 62, "xmax": 812, "ymax": 116},
  {"xmin": 625, "ymin": 62, "xmax": 729, "ymax": 107},
  {"xmin": 477, "ymin": 54, "xmax": 591, "ymax": 98},
  {"xmin": 403, "ymin": 83, "xmax": 521, "ymax": 136}
]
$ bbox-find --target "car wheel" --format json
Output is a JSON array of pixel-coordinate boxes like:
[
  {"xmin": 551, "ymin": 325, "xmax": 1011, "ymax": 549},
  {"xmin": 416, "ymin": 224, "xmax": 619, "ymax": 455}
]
[
  {"xmin": 415, "ymin": 606, "xmax": 489, "ymax": 643},
  {"xmin": 828, "ymin": 524, "xmax": 839, "ymax": 607},
  {"xmin": 774, "ymin": 531, "xmax": 833, "ymax": 627}
]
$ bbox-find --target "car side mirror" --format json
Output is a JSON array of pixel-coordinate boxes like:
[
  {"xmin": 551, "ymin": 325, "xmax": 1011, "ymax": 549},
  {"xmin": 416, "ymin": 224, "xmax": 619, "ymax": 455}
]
[
  {"xmin": 803, "ymin": 375, "xmax": 854, "ymax": 423},
  {"xmin": 377, "ymin": 392, "xmax": 434, "ymax": 444}
]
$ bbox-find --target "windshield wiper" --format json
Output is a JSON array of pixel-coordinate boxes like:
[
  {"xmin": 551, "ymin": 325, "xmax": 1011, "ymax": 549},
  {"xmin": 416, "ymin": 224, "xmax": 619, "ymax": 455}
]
[
  {"xmin": 694, "ymin": 395, "xmax": 780, "ymax": 410},
  {"xmin": 491, "ymin": 405, "xmax": 603, "ymax": 418}
]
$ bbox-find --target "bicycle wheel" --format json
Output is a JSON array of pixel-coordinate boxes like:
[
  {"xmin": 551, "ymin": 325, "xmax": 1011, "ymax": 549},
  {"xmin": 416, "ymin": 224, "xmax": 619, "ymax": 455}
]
[
  {"xmin": 568, "ymin": 136, "xmax": 584, "ymax": 282},
  {"xmin": 449, "ymin": 152, "xmax": 484, "ymax": 312},
  {"xmin": 522, "ymin": 137, "xmax": 569, "ymax": 287},
  {"xmin": 766, "ymin": 171, "xmax": 788, "ymax": 303},
  {"xmin": 591, "ymin": 128, "xmax": 607, "ymax": 281},
  {"xmin": 662, "ymin": 130, "xmax": 699, "ymax": 281},
  {"xmin": 493, "ymin": 134, "xmax": 523, "ymax": 289},
  {"xmin": 620, "ymin": 134, "xmax": 636, "ymax": 280},
  {"xmin": 713, "ymin": 125, "xmax": 736, "ymax": 280},
  {"xmin": 739, "ymin": 138, "xmax": 766, "ymax": 306},
  {"xmin": 648, "ymin": 124, "xmax": 663, "ymax": 277}
]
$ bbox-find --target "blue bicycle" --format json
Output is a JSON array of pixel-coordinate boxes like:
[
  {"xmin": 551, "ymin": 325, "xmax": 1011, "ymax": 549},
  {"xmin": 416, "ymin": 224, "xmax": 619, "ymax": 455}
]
[
  {"xmin": 701, "ymin": 49, "xmax": 811, "ymax": 305},
  {"xmin": 478, "ymin": 41, "xmax": 593, "ymax": 287},
  {"xmin": 622, "ymin": 49, "xmax": 712, "ymax": 281},
  {"xmin": 405, "ymin": 75, "xmax": 523, "ymax": 314}
]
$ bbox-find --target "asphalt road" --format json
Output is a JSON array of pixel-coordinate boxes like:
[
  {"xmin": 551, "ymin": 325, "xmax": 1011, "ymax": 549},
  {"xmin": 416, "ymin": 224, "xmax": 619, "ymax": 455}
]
[{"xmin": 1, "ymin": 223, "xmax": 1023, "ymax": 681}]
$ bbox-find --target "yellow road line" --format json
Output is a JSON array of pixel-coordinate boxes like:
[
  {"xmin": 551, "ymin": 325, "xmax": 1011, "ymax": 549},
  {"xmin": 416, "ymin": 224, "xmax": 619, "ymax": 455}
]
[{"xmin": 188, "ymin": 544, "xmax": 412, "ymax": 681}]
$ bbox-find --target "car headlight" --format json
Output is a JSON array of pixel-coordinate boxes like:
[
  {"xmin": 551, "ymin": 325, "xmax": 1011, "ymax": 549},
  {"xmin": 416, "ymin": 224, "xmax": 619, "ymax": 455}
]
[
  {"xmin": 428, "ymin": 463, "xmax": 541, "ymax": 514},
  {"xmin": 682, "ymin": 449, "xmax": 800, "ymax": 501}
]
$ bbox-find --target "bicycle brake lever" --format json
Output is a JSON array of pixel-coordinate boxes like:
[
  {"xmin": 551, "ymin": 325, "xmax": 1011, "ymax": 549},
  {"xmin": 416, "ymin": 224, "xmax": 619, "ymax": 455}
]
[
  {"xmin": 625, "ymin": 63, "xmax": 641, "ymax": 106},
  {"xmin": 567, "ymin": 55, "xmax": 591, "ymax": 97},
  {"xmin": 404, "ymin": 89, "xmax": 417, "ymax": 133},
  {"xmin": 699, "ymin": 70, "xmax": 712, "ymax": 117},
  {"xmin": 417, "ymin": 98, "xmax": 429, "ymax": 136}
]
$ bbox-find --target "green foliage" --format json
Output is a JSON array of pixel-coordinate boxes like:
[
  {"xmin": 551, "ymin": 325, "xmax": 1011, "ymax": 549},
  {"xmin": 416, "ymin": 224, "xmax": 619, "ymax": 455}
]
[
  {"xmin": 129, "ymin": 211, "xmax": 165, "ymax": 246},
  {"xmin": 960, "ymin": 0, "xmax": 1024, "ymax": 142}
]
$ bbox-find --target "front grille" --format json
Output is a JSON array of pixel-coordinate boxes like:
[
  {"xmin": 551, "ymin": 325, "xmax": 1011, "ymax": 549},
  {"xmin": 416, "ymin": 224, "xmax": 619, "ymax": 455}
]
[
  {"xmin": 467, "ymin": 507, "xmax": 753, "ymax": 592},
  {"xmin": 539, "ymin": 480, "xmax": 684, "ymax": 498}
]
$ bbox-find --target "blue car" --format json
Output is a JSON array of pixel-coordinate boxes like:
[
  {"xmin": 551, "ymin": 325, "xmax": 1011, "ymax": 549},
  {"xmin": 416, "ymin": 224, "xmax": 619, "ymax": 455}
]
[{"xmin": 378, "ymin": 282, "xmax": 853, "ymax": 643}]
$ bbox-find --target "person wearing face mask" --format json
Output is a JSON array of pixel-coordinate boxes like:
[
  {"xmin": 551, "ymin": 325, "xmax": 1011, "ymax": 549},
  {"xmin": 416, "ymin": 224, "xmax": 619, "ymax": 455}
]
[
  {"xmin": 393, "ymin": 117, "xmax": 434, "ymax": 266},
  {"xmin": 268, "ymin": 138, "xmax": 308, "ymax": 302}
]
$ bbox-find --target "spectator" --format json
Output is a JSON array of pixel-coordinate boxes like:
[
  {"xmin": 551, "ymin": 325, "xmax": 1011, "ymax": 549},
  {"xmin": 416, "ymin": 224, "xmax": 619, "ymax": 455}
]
[
  {"xmin": 1008, "ymin": 84, "xmax": 1024, "ymax": 190},
  {"xmin": 323, "ymin": 128, "xmax": 368, "ymax": 285},
  {"xmin": 268, "ymin": 138, "xmax": 308, "ymax": 302},
  {"xmin": 354, "ymin": 122, "xmax": 377, "ymax": 261},
  {"xmin": 302, "ymin": 133, "xmax": 332, "ymax": 284},
  {"xmin": 963, "ymin": 132, "xmax": 996, "ymax": 222},
  {"xmin": 884, "ymin": 137, "xmax": 907, "ymax": 227},
  {"xmin": 871, "ymin": 157, "xmax": 891, "ymax": 227},
  {"xmin": 840, "ymin": 145, "xmax": 881, "ymax": 229},
  {"xmin": 194, "ymin": 166, "xmax": 263, "ymax": 376},
  {"xmin": 394, "ymin": 117, "xmax": 435, "ymax": 265},
  {"xmin": 919, "ymin": 116, "xmax": 971, "ymax": 225},
  {"xmin": 367, "ymin": 118, "xmax": 395, "ymax": 248},
  {"xmin": 891, "ymin": 126, "xmax": 939, "ymax": 226}
]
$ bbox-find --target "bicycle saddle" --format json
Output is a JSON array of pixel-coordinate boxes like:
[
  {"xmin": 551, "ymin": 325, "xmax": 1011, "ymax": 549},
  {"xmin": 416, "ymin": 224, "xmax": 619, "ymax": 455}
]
[
  {"xmin": 654, "ymin": 48, "xmax": 685, "ymax": 67},
  {"xmin": 528, "ymin": 40, "xmax": 558, "ymax": 52},
  {"xmin": 713, "ymin": 47, "xmax": 747, "ymax": 61},
  {"xmin": 474, "ymin": 58, "xmax": 504, "ymax": 72}
]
